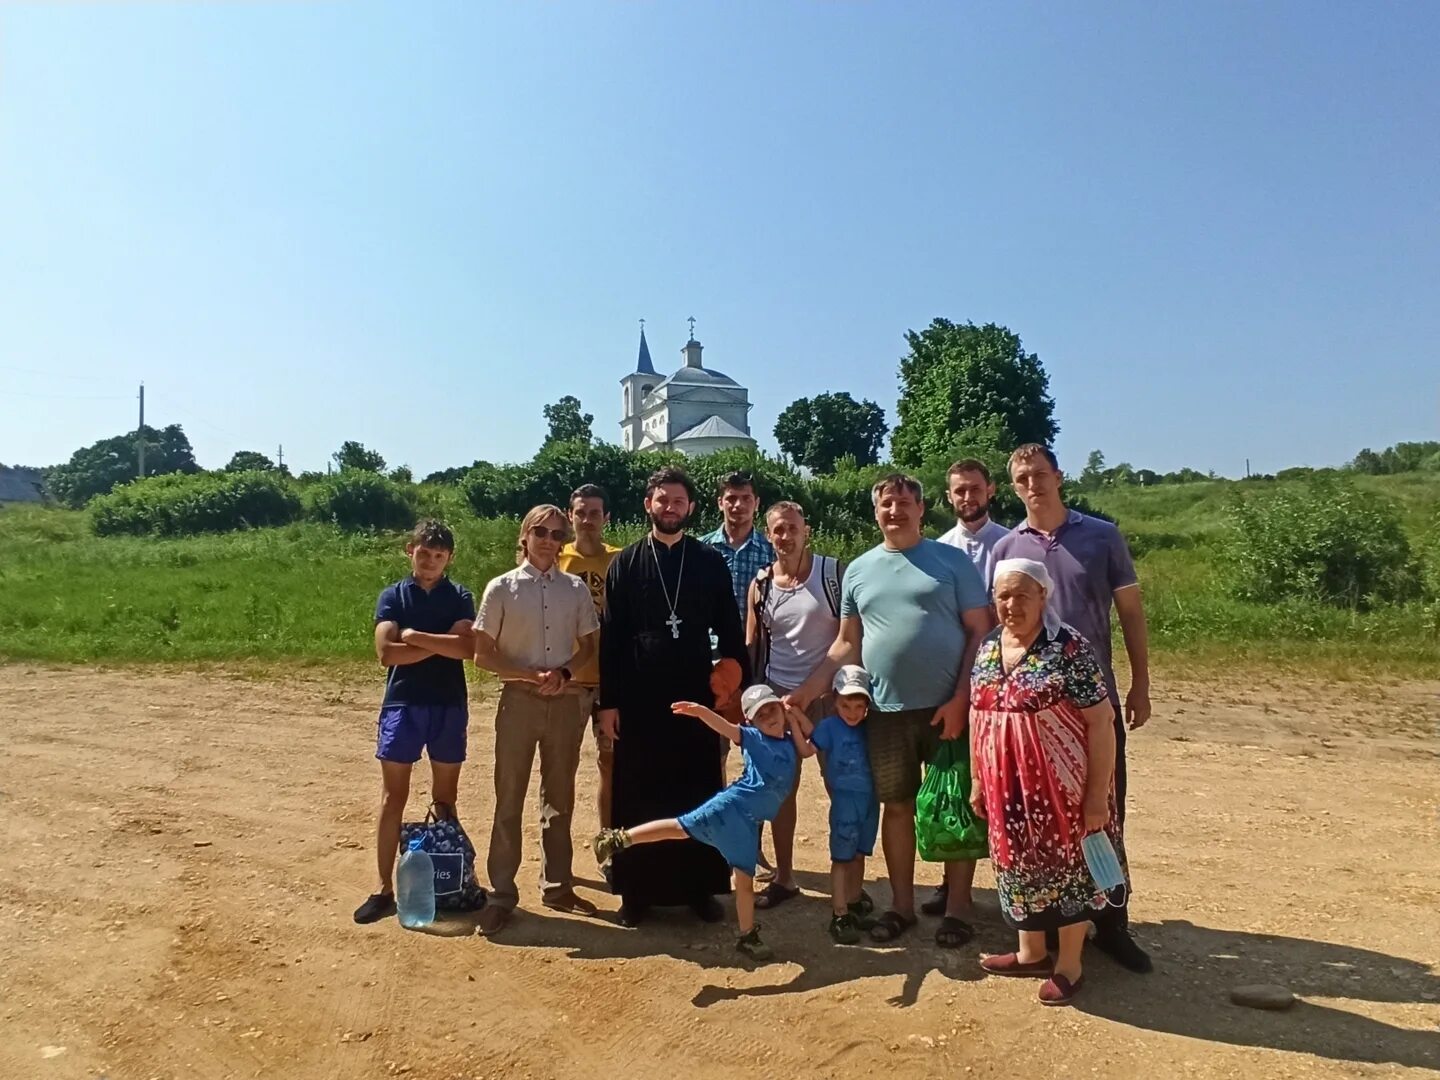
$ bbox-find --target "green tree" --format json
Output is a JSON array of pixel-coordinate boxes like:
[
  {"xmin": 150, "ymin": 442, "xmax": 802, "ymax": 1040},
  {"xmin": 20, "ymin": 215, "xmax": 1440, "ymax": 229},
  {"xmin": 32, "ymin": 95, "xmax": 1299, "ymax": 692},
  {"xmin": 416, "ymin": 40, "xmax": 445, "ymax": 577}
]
[
  {"xmin": 48, "ymin": 424, "xmax": 200, "ymax": 508},
  {"xmin": 332, "ymin": 440, "xmax": 386, "ymax": 473},
  {"xmin": 423, "ymin": 460, "xmax": 491, "ymax": 485},
  {"xmin": 774, "ymin": 392, "xmax": 888, "ymax": 472},
  {"xmin": 890, "ymin": 319, "xmax": 1057, "ymax": 468},
  {"xmin": 224, "ymin": 450, "xmax": 277, "ymax": 473},
  {"xmin": 542, "ymin": 395, "xmax": 594, "ymax": 446},
  {"xmin": 1077, "ymin": 450, "xmax": 1107, "ymax": 491},
  {"xmin": 388, "ymin": 465, "xmax": 414, "ymax": 484}
]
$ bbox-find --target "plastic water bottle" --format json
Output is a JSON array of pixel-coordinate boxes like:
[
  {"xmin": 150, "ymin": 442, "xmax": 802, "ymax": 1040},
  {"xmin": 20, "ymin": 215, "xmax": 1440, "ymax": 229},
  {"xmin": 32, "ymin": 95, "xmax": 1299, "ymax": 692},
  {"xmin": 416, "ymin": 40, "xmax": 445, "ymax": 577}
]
[{"xmin": 396, "ymin": 837, "xmax": 436, "ymax": 929}]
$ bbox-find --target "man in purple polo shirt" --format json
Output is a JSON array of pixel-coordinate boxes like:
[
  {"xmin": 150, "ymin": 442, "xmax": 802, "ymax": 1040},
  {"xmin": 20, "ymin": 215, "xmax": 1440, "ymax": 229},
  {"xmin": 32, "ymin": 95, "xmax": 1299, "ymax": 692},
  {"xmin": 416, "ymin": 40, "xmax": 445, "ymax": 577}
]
[{"xmin": 991, "ymin": 443, "xmax": 1154, "ymax": 974}]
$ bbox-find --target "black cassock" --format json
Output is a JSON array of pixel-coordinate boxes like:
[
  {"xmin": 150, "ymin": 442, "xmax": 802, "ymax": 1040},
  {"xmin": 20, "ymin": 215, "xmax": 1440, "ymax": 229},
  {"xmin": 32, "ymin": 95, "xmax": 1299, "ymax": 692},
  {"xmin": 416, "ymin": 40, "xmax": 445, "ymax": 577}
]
[{"xmin": 598, "ymin": 534, "xmax": 750, "ymax": 906}]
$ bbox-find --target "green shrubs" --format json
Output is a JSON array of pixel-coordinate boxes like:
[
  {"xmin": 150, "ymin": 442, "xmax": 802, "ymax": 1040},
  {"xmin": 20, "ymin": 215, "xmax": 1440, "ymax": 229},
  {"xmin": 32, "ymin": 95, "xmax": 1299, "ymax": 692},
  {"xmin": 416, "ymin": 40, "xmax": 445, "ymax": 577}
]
[
  {"xmin": 303, "ymin": 471, "xmax": 417, "ymax": 531},
  {"xmin": 91, "ymin": 471, "xmax": 302, "ymax": 536},
  {"xmin": 90, "ymin": 470, "xmax": 424, "ymax": 535},
  {"xmin": 459, "ymin": 441, "xmax": 811, "ymax": 529},
  {"xmin": 1226, "ymin": 478, "xmax": 1425, "ymax": 608}
]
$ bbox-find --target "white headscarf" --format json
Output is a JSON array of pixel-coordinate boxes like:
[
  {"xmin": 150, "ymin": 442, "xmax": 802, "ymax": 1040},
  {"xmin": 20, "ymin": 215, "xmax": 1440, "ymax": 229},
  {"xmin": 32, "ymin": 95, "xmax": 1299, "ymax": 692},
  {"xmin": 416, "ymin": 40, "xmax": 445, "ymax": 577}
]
[{"xmin": 992, "ymin": 557, "xmax": 1062, "ymax": 637}]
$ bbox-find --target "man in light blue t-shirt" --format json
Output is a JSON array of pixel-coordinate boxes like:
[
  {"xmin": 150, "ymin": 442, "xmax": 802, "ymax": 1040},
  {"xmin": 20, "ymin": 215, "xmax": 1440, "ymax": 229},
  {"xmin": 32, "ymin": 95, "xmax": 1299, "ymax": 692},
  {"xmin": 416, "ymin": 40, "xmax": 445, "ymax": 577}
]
[{"xmin": 790, "ymin": 473, "xmax": 993, "ymax": 949}]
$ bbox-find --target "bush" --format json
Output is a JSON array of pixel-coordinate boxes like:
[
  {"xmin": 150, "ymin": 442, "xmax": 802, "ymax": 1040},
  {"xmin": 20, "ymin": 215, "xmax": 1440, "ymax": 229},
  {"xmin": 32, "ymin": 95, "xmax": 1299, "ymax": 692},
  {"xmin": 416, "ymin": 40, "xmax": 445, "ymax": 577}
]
[
  {"xmin": 1226, "ymin": 478, "xmax": 1424, "ymax": 608},
  {"xmin": 91, "ymin": 471, "xmax": 302, "ymax": 536},
  {"xmin": 461, "ymin": 441, "xmax": 666, "ymax": 523},
  {"xmin": 458, "ymin": 442, "xmax": 809, "ymax": 529},
  {"xmin": 304, "ymin": 472, "xmax": 417, "ymax": 531}
]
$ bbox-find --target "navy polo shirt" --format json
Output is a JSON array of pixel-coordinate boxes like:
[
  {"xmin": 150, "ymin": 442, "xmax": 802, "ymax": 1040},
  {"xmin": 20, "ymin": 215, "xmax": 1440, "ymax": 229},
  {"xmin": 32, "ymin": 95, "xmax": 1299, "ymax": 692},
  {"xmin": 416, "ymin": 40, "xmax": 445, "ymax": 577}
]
[{"xmin": 375, "ymin": 576, "xmax": 476, "ymax": 706}]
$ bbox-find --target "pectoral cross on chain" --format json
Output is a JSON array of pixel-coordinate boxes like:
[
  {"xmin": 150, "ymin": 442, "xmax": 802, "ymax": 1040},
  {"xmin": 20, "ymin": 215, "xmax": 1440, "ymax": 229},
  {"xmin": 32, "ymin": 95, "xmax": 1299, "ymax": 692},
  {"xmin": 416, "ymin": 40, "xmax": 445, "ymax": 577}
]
[{"xmin": 665, "ymin": 613, "xmax": 683, "ymax": 639}]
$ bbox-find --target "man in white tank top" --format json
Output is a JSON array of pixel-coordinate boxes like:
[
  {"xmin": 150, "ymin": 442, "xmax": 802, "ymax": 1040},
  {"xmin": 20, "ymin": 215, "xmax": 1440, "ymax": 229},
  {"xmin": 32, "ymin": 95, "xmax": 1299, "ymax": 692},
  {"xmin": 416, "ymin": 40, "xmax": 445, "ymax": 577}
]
[{"xmin": 745, "ymin": 501, "xmax": 844, "ymax": 909}]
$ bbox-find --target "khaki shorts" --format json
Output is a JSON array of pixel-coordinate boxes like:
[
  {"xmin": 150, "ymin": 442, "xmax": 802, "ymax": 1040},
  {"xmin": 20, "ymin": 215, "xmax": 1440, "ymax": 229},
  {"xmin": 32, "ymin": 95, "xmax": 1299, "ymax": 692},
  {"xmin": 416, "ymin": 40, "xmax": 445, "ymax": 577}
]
[{"xmin": 864, "ymin": 707, "xmax": 941, "ymax": 803}]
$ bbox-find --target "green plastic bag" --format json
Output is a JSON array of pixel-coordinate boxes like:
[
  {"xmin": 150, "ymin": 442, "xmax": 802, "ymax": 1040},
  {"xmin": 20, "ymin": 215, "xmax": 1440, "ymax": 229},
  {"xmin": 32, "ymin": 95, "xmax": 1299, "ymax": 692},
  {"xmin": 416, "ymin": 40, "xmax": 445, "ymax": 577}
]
[{"xmin": 915, "ymin": 739, "xmax": 989, "ymax": 862}]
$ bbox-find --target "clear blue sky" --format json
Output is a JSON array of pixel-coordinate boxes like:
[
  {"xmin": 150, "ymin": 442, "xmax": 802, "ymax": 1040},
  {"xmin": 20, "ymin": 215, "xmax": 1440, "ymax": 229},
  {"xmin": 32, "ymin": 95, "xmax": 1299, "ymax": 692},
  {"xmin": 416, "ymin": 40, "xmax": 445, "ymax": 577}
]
[{"xmin": 3, "ymin": 2, "xmax": 1437, "ymax": 479}]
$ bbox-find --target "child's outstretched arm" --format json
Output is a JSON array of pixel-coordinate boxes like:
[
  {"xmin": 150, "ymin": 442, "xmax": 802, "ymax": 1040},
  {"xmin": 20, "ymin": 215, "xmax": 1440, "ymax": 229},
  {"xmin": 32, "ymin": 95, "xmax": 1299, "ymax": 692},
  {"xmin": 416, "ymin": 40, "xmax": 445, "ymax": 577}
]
[{"xmin": 672, "ymin": 701, "xmax": 741, "ymax": 745}]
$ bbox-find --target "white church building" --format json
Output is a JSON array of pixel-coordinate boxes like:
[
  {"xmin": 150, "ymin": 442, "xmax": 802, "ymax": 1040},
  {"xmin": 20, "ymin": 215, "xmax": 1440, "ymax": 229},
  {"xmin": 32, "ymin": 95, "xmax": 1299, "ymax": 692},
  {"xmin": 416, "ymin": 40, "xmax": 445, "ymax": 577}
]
[{"xmin": 620, "ymin": 323, "xmax": 756, "ymax": 455}]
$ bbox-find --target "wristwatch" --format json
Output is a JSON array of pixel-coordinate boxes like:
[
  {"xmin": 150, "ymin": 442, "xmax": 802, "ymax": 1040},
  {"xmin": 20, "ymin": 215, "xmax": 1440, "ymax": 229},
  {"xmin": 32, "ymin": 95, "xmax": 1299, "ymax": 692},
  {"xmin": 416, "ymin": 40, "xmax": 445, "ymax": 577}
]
[{"xmin": 560, "ymin": 667, "xmax": 573, "ymax": 683}]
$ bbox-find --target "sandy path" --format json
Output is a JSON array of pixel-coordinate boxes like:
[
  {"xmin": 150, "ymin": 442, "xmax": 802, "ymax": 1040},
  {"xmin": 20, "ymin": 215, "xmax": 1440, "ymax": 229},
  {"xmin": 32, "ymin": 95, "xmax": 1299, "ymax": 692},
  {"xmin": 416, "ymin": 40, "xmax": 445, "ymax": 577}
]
[{"xmin": 0, "ymin": 665, "xmax": 1436, "ymax": 1079}]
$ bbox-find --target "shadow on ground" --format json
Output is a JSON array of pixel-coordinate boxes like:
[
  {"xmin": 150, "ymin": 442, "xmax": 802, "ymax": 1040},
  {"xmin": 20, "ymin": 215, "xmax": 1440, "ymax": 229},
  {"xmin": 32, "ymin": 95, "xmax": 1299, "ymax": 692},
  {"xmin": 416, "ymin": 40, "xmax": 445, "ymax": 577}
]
[
  {"xmin": 469, "ymin": 886, "xmax": 1440, "ymax": 1071},
  {"xmin": 1080, "ymin": 917, "xmax": 1440, "ymax": 1072}
]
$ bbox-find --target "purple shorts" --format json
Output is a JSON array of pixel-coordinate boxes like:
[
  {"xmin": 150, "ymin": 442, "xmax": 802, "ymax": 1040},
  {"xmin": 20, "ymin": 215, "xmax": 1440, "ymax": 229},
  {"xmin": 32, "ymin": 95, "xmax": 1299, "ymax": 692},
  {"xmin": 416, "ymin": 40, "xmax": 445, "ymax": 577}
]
[{"xmin": 375, "ymin": 704, "xmax": 468, "ymax": 764}]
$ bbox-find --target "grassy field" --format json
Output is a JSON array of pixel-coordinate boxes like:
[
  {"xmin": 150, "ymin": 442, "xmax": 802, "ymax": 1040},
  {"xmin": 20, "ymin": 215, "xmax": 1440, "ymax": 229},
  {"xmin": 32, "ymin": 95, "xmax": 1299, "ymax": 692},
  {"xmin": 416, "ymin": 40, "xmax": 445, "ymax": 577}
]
[{"xmin": 1, "ymin": 473, "xmax": 1436, "ymax": 675}]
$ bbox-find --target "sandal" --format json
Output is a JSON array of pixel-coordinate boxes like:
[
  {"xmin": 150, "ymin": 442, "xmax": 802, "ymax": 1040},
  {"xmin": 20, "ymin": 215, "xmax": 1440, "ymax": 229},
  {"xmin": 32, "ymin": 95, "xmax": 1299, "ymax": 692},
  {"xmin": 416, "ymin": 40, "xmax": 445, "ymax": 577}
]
[
  {"xmin": 980, "ymin": 952, "xmax": 1053, "ymax": 977},
  {"xmin": 736, "ymin": 926, "xmax": 774, "ymax": 962},
  {"xmin": 851, "ymin": 889, "xmax": 875, "ymax": 917},
  {"xmin": 867, "ymin": 910, "xmax": 917, "ymax": 943},
  {"xmin": 828, "ymin": 912, "xmax": 862, "ymax": 945},
  {"xmin": 754, "ymin": 881, "xmax": 801, "ymax": 910},
  {"xmin": 846, "ymin": 902, "xmax": 876, "ymax": 931},
  {"xmin": 935, "ymin": 915, "xmax": 975, "ymax": 949},
  {"xmin": 1039, "ymin": 972, "xmax": 1084, "ymax": 1006}
]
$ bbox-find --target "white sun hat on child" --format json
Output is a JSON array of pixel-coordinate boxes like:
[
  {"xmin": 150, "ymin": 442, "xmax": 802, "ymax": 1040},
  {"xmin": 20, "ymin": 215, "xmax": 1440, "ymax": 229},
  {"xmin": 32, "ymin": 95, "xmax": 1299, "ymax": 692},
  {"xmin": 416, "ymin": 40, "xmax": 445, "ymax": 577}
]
[
  {"xmin": 832, "ymin": 665, "xmax": 872, "ymax": 700},
  {"xmin": 740, "ymin": 684, "xmax": 783, "ymax": 720}
]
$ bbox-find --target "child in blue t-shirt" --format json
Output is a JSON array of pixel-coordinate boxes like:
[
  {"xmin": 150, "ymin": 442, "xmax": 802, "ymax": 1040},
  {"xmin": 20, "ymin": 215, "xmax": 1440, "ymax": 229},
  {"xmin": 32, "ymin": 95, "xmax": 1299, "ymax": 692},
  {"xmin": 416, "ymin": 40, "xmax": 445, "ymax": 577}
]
[
  {"xmin": 593, "ymin": 684, "xmax": 802, "ymax": 962},
  {"xmin": 795, "ymin": 664, "xmax": 881, "ymax": 945}
]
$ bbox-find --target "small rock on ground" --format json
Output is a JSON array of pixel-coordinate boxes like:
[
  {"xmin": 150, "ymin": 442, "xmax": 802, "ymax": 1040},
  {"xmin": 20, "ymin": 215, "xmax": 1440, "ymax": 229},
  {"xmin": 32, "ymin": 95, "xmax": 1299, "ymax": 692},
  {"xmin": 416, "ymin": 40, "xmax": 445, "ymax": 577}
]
[{"xmin": 1229, "ymin": 984, "xmax": 1296, "ymax": 1010}]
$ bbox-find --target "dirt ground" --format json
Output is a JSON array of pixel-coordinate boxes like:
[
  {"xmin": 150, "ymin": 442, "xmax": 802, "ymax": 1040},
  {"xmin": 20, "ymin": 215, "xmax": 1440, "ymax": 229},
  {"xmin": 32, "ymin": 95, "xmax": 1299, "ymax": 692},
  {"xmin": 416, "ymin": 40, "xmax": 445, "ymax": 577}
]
[{"xmin": 0, "ymin": 665, "xmax": 1437, "ymax": 1080}]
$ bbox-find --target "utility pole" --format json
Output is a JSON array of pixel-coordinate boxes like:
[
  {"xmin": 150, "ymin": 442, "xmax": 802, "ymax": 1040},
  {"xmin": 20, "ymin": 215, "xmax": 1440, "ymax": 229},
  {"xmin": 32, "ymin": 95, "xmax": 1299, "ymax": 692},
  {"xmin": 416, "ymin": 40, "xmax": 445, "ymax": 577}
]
[
  {"xmin": 137, "ymin": 382, "xmax": 146, "ymax": 479},
  {"xmin": 277, "ymin": 444, "xmax": 284, "ymax": 470}
]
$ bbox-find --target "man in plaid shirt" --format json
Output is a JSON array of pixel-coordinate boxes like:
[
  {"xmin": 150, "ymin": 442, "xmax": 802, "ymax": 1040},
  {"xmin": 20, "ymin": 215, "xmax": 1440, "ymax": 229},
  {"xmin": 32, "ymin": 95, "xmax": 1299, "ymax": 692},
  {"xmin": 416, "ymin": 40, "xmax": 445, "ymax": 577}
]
[{"xmin": 700, "ymin": 471, "xmax": 776, "ymax": 620}]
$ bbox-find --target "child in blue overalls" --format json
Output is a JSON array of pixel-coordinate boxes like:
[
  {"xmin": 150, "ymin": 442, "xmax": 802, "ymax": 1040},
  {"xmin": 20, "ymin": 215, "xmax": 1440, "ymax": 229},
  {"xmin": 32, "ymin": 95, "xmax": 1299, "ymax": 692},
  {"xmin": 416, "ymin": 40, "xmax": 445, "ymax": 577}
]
[
  {"xmin": 593, "ymin": 684, "xmax": 802, "ymax": 961},
  {"xmin": 793, "ymin": 665, "xmax": 881, "ymax": 945}
]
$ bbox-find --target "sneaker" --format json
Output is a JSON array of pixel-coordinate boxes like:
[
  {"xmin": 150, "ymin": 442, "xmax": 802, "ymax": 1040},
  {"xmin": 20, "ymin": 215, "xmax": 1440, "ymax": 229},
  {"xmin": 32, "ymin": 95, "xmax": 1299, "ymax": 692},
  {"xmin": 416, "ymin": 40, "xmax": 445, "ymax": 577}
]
[
  {"xmin": 828, "ymin": 912, "xmax": 862, "ymax": 945},
  {"xmin": 850, "ymin": 889, "xmax": 876, "ymax": 918},
  {"xmin": 1093, "ymin": 928, "xmax": 1153, "ymax": 973},
  {"xmin": 353, "ymin": 892, "xmax": 396, "ymax": 924},
  {"xmin": 618, "ymin": 901, "xmax": 648, "ymax": 927},
  {"xmin": 736, "ymin": 927, "xmax": 773, "ymax": 962},
  {"xmin": 592, "ymin": 828, "xmax": 631, "ymax": 866}
]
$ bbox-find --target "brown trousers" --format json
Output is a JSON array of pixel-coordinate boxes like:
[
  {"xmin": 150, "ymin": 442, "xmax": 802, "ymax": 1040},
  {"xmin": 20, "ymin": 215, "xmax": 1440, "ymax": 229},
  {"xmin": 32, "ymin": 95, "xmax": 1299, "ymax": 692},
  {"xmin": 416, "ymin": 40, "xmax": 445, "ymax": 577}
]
[{"xmin": 485, "ymin": 683, "xmax": 587, "ymax": 911}]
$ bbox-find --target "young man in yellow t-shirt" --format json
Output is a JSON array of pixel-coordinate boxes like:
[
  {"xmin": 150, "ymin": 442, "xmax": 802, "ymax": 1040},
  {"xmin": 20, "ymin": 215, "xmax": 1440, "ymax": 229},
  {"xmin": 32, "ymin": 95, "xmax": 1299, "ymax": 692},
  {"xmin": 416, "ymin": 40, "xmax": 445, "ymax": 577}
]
[{"xmin": 557, "ymin": 483, "xmax": 622, "ymax": 827}]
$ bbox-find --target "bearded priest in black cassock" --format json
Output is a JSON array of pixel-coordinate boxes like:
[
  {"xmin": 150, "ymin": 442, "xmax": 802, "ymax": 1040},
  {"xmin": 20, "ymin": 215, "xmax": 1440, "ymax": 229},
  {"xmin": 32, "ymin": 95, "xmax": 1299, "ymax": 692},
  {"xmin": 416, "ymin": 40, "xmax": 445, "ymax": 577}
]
[{"xmin": 596, "ymin": 467, "xmax": 750, "ymax": 926}]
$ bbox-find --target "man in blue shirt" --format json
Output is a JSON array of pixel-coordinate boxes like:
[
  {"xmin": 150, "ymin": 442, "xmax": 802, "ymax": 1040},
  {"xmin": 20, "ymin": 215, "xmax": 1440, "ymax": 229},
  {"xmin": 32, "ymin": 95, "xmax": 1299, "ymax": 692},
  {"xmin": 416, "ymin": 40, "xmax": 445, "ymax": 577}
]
[
  {"xmin": 700, "ymin": 471, "xmax": 777, "ymax": 619},
  {"xmin": 354, "ymin": 520, "xmax": 476, "ymax": 925},
  {"xmin": 790, "ymin": 474, "xmax": 993, "ymax": 949}
]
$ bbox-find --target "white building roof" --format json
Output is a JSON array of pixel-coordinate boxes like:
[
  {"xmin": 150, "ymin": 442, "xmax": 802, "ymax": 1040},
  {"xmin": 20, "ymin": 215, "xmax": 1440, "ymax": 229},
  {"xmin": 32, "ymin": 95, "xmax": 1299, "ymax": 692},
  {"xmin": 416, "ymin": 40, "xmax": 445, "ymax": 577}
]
[{"xmin": 671, "ymin": 415, "xmax": 753, "ymax": 442}]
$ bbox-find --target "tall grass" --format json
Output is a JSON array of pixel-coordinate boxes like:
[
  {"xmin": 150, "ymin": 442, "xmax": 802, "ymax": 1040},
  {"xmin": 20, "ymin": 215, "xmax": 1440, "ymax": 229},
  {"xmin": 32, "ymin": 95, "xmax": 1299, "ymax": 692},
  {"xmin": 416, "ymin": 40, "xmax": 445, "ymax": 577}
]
[
  {"xmin": 2, "ymin": 470, "xmax": 1437, "ymax": 675},
  {"xmin": 1087, "ymin": 474, "xmax": 1440, "ymax": 675}
]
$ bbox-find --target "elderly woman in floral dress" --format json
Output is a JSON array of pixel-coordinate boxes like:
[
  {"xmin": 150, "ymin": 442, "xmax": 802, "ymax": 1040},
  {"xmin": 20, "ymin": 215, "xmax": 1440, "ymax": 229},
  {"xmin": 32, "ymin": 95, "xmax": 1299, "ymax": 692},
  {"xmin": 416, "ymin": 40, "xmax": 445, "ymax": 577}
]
[{"xmin": 969, "ymin": 558, "xmax": 1129, "ymax": 1007}]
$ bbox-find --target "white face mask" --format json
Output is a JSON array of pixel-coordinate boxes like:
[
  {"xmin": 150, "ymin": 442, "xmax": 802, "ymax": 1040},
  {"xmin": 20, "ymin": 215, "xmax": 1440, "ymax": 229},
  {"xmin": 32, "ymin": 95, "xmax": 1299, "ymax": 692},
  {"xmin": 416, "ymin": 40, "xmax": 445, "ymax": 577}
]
[{"xmin": 1081, "ymin": 830, "xmax": 1128, "ymax": 907}]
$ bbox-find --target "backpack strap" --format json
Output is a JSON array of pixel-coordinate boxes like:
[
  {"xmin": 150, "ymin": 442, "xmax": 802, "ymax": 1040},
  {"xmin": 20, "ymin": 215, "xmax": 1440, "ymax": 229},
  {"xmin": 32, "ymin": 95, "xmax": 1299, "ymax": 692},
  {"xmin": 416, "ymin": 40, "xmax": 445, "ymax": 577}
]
[
  {"xmin": 820, "ymin": 555, "xmax": 842, "ymax": 619},
  {"xmin": 749, "ymin": 563, "xmax": 774, "ymax": 684}
]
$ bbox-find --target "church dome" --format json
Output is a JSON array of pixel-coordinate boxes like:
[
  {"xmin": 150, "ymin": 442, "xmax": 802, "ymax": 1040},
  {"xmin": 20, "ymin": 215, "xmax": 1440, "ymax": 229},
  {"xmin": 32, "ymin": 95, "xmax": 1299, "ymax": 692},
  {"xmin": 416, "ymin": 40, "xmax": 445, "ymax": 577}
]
[{"xmin": 659, "ymin": 365, "xmax": 740, "ymax": 388}]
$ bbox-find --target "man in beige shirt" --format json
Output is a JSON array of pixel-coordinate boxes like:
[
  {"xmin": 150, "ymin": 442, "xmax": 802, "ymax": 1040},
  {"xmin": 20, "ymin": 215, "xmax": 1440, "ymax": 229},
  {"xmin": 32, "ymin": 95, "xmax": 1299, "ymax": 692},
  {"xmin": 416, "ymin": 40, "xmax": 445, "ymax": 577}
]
[{"xmin": 473, "ymin": 504, "xmax": 600, "ymax": 935}]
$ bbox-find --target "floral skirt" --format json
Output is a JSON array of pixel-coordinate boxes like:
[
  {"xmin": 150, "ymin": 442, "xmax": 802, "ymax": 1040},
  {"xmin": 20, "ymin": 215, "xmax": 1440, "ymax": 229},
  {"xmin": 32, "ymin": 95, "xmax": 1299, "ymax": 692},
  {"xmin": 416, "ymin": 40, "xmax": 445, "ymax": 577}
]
[{"xmin": 973, "ymin": 706, "xmax": 1129, "ymax": 931}]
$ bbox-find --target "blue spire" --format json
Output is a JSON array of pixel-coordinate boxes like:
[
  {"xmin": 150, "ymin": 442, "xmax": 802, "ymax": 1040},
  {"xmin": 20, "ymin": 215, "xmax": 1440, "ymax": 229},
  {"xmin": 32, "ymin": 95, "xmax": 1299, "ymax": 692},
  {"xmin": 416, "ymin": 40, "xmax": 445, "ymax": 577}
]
[{"xmin": 635, "ymin": 325, "xmax": 655, "ymax": 375}]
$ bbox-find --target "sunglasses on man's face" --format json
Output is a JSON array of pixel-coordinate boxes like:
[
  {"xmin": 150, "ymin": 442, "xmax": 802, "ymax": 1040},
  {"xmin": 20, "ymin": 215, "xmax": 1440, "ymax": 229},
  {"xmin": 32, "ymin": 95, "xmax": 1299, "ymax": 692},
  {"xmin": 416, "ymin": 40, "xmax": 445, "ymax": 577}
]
[{"xmin": 529, "ymin": 526, "xmax": 568, "ymax": 541}]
